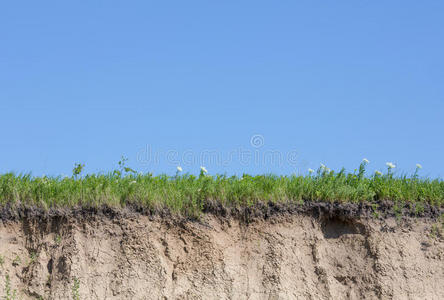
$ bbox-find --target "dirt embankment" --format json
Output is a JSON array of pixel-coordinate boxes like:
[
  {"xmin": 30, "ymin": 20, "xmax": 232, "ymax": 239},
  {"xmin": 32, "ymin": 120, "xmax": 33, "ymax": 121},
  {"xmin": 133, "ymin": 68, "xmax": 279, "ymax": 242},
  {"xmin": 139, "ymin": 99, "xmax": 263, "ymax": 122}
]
[{"xmin": 0, "ymin": 204, "xmax": 443, "ymax": 300}]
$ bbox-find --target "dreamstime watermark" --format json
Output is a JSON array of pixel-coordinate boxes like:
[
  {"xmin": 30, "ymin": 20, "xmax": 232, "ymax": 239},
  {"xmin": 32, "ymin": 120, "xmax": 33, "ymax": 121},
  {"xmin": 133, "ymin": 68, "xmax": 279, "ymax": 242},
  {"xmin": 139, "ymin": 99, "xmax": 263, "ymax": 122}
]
[
  {"xmin": 136, "ymin": 134, "xmax": 309, "ymax": 169},
  {"xmin": 250, "ymin": 134, "xmax": 265, "ymax": 148}
]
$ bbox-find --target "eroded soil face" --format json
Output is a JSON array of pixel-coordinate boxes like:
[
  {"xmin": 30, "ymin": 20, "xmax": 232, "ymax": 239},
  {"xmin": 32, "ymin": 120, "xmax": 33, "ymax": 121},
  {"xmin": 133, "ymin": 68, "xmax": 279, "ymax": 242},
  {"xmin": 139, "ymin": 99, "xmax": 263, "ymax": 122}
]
[{"xmin": 0, "ymin": 211, "xmax": 443, "ymax": 299}]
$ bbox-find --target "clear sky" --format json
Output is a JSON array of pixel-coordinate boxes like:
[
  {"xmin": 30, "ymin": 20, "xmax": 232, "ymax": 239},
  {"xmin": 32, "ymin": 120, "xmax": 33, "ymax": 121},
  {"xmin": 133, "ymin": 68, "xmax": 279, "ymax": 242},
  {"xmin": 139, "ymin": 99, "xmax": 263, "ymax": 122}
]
[{"xmin": 1, "ymin": 1, "xmax": 443, "ymax": 177}]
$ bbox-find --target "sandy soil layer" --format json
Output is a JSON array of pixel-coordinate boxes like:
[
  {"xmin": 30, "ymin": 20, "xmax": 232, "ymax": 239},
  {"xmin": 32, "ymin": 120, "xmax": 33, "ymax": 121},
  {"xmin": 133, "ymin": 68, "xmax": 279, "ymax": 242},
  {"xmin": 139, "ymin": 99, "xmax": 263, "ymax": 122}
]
[{"xmin": 0, "ymin": 205, "xmax": 443, "ymax": 299}]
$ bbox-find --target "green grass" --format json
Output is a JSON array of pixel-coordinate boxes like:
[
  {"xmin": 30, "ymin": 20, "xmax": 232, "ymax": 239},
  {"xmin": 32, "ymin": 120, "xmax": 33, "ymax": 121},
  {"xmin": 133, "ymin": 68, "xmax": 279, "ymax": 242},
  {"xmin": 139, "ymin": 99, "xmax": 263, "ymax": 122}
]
[{"xmin": 0, "ymin": 161, "xmax": 443, "ymax": 217}]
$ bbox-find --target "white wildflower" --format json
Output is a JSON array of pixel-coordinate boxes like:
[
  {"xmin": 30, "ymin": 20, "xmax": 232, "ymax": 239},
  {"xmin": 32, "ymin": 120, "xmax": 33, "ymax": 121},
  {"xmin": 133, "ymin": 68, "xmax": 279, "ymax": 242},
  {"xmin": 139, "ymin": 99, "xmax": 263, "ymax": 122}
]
[
  {"xmin": 129, "ymin": 180, "xmax": 137, "ymax": 185},
  {"xmin": 386, "ymin": 162, "xmax": 396, "ymax": 169},
  {"xmin": 416, "ymin": 164, "xmax": 422, "ymax": 169},
  {"xmin": 375, "ymin": 170, "xmax": 383, "ymax": 176},
  {"xmin": 200, "ymin": 166, "xmax": 208, "ymax": 174},
  {"xmin": 363, "ymin": 158, "xmax": 370, "ymax": 164},
  {"xmin": 177, "ymin": 166, "xmax": 183, "ymax": 172},
  {"xmin": 320, "ymin": 163, "xmax": 326, "ymax": 169},
  {"xmin": 308, "ymin": 168, "xmax": 315, "ymax": 174}
]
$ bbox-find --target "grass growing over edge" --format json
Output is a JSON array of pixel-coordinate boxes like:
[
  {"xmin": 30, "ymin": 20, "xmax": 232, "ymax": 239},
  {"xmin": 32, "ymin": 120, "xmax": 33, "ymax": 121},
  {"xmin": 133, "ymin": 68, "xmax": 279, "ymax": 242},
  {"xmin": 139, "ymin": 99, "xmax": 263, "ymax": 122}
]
[{"xmin": 0, "ymin": 160, "xmax": 443, "ymax": 217}]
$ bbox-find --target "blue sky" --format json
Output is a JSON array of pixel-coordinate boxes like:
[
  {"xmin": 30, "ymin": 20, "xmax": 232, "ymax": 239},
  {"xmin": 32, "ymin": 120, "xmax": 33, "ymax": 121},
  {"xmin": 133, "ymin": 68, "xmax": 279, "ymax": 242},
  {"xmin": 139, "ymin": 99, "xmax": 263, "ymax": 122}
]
[{"xmin": 1, "ymin": 1, "xmax": 443, "ymax": 177}]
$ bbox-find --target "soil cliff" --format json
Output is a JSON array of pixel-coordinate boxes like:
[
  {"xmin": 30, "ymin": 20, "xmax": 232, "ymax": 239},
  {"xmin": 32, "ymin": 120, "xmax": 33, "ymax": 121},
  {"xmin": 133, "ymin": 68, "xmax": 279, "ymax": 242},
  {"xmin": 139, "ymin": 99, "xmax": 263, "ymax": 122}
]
[{"xmin": 0, "ymin": 204, "xmax": 443, "ymax": 299}]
